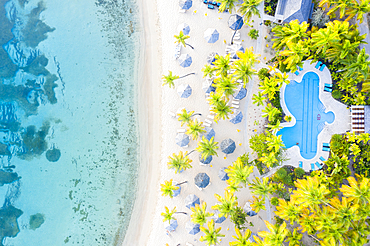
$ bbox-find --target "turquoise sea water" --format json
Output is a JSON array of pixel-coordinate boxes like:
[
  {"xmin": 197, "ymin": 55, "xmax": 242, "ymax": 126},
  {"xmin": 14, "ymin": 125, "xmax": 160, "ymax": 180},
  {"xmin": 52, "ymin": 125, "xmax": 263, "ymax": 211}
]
[
  {"xmin": 278, "ymin": 72, "xmax": 334, "ymax": 159},
  {"xmin": 0, "ymin": 0, "xmax": 141, "ymax": 245}
]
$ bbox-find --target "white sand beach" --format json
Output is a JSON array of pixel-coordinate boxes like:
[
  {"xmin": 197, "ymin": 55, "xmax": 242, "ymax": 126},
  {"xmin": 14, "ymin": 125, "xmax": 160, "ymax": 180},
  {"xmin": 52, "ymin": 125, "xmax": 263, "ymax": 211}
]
[{"xmin": 122, "ymin": 0, "xmax": 273, "ymax": 245}]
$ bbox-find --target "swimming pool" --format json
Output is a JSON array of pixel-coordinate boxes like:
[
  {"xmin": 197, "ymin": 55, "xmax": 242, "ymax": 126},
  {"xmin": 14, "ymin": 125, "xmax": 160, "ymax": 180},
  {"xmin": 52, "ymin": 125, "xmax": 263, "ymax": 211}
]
[{"xmin": 278, "ymin": 72, "xmax": 334, "ymax": 159}]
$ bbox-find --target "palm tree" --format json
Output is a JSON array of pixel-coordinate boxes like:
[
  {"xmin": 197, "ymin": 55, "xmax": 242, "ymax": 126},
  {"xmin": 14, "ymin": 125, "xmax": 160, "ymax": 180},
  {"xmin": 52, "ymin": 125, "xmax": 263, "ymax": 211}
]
[
  {"xmin": 292, "ymin": 176, "xmax": 331, "ymax": 208},
  {"xmin": 275, "ymin": 198, "xmax": 301, "ymax": 224},
  {"xmin": 161, "ymin": 206, "xmax": 188, "ymax": 224},
  {"xmin": 267, "ymin": 120, "xmax": 283, "ymax": 134},
  {"xmin": 319, "ymin": 0, "xmax": 353, "ymax": 19},
  {"xmin": 248, "ymin": 177, "xmax": 274, "ymax": 198},
  {"xmin": 326, "ymin": 39, "xmax": 359, "ymax": 64},
  {"xmin": 280, "ymin": 40, "xmax": 309, "ymax": 72},
  {"xmin": 212, "ymin": 190, "xmax": 238, "ymax": 218},
  {"xmin": 345, "ymin": 0, "xmax": 370, "ymax": 23},
  {"xmin": 272, "ymin": 20, "xmax": 309, "ymax": 51},
  {"xmin": 178, "ymin": 108, "xmax": 195, "ymax": 127},
  {"xmin": 339, "ymin": 176, "xmax": 370, "ymax": 205},
  {"xmin": 167, "ymin": 151, "xmax": 193, "ymax": 173},
  {"xmin": 230, "ymin": 228, "xmax": 253, "ymax": 246},
  {"xmin": 218, "ymin": 0, "xmax": 238, "ymax": 13},
  {"xmin": 174, "ymin": 31, "xmax": 194, "ymax": 49},
  {"xmin": 214, "ymin": 76, "xmax": 238, "ymax": 98},
  {"xmin": 266, "ymin": 134, "xmax": 285, "ymax": 152},
  {"xmin": 186, "ymin": 119, "xmax": 206, "ymax": 140},
  {"xmin": 225, "ymin": 157, "xmax": 254, "ymax": 188},
  {"xmin": 207, "ymin": 92, "xmax": 224, "ymax": 108},
  {"xmin": 190, "ymin": 202, "xmax": 214, "ymax": 226},
  {"xmin": 250, "ymin": 195, "xmax": 265, "ymax": 213},
  {"xmin": 259, "ymin": 152, "xmax": 278, "ymax": 168},
  {"xmin": 258, "ymin": 221, "xmax": 289, "ymax": 245},
  {"xmin": 162, "ymin": 70, "xmax": 195, "ymax": 88},
  {"xmin": 262, "ymin": 103, "xmax": 280, "ymax": 122},
  {"xmin": 285, "ymin": 228, "xmax": 302, "ymax": 246},
  {"xmin": 202, "ymin": 64, "xmax": 215, "ymax": 78},
  {"xmin": 211, "ymin": 99, "xmax": 233, "ymax": 122},
  {"xmin": 238, "ymin": 0, "xmax": 262, "ymax": 22},
  {"xmin": 213, "ymin": 54, "xmax": 231, "ymax": 77},
  {"xmin": 343, "ymin": 48, "xmax": 370, "ymax": 80},
  {"xmin": 196, "ymin": 136, "xmax": 219, "ymax": 160},
  {"xmin": 259, "ymin": 77, "xmax": 280, "ymax": 100},
  {"xmin": 232, "ymin": 59, "xmax": 257, "ymax": 88},
  {"xmin": 311, "ymin": 27, "xmax": 340, "ymax": 55},
  {"xmin": 160, "ymin": 179, "xmax": 180, "ymax": 198},
  {"xmin": 252, "ymin": 92, "xmax": 265, "ymax": 106},
  {"xmin": 200, "ymin": 220, "xmax": 225, "ymax": 246}
]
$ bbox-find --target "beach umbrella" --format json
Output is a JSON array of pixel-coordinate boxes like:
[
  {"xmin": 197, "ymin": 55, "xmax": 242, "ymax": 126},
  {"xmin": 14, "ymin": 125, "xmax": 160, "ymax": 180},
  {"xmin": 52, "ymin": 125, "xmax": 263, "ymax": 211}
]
[
  {"xmin": 175, "ymin": 133, "xmax": 190, "ymax": 147},
  {"xmin": 164, "ymin": 219, "xmax": 178, "ymax": 232},
  {"xmin": 221, "ymin": 138, "xmax": 236, "ymax": 154},
  {"xmin": 199, "ymin": 153, "xmax": 212, "ymax": 165},
  {"xmin": 229, "ymin": 110, "xmax": 243, "ymax": 124},
  {"xmin": 206, "ymin": 52, "xmax": 218, "ymax": 65},
  {"xmin": 177, "ymin": 84, "xmax": 192, "ymax": 98},
  {"xmin": 173, "ymin": 183, "xmax": 181, "ymax": 197},
  {"xmin": 204, "ymin": 28, "xmax": 219, "ymax": 43},
  {"xmin": 228, "ymin": 14, "xmax": 244, "ymax": 30},
  {"xmin": 202, "ymin": 80, "xmax": 216, "ymax": 94},
  {"xmin": 178, "ymin": 54, "xmax": 192, "ymax": 67},
  {"xmin": 177, "ymin": 23, "xmax": 190, "ymax": 35},
  {"xmin": 230, "ymin": 45, "xmax": 244, "ymax": 59},
  {"xmin": 185, "ymin": 194, "xmax": 200, "ymax": 209},
  {"xmin": 194, "ymin": 172, "xmax": 210, "ymax": 189},
  {"xmin": 202, "ymin": 126, "xmax": 215, "ymax": 141},
  {"xmin": 186, "ymin": 221, "xmax": 200, "ymax": 235},
  {"xmin": 247, "ymin": 210, "xmax": 257, "ymax": 217},
  {"xmin": 233, "ymin": 86, "xmax": 247, "ymax": 100},
  {"xmin": 211, "ymin": 210, "xmax": 226, "ymax": 223},
  {"xmin": 228, "ymin": 14, "xmax": 243, "ymax": 44},
  {"xmin": 179, "ymin": 0, "xmax": 192, "ymax": 9},
  {"xmin": 218, "ymin": 167, "xmax": 229, "ymax": 181}
]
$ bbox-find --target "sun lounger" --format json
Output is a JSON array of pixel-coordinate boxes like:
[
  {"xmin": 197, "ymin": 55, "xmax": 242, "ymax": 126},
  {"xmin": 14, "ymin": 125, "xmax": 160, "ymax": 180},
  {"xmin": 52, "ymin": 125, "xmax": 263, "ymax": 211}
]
[
  {"xmin": 323, "ymin": 146, "xmax": 330, "ymax": 152},
  {"xmin": 315, "ymin": 61, "xmax": 322, "ymax": 69},
  {"xmin": 203, "ymin": 122, "xmax": 211, "ymax": 127},
  {"xmin": 324, "ymin": 83, "xmax": 332, "ymax": 88},
  {"xmin": 232, "ymin": 104, "xmax": 239, "ymax": 109},
  {"xmin": 298, "ymin": 66, "xmax": 303, "ymax": 71},
  {"xmin": 179, "ymin": 8, "xmax": 186, "ymax": 13},
  {"xmin": 324, "ymin": 87, "xmax": 332, "ymax": 92},
  {"xmin": 299, "ymin": 161, "xmax": 303, "ymax": 168},
  {"xmin": 323, "ymin": 143, "xmax": 330, "ymax": 148},
  {"xmin": 320, "ymin": 64, "xmax": 326, "ymax": 71},
  {"xmin": 207, "ymin": 115, "xmax": 215, "ymax": 120},
  {"xmin": 311, "ymin": 163, "xmax": 315, "ymax": 170},
  {"xmin": 205, "ymin": 119, "xmax": 212, "ymax": 125},
  {"xmin": 233, "ymin": 41, "xmax": 242, "ymax": 45},
  {"xmin": 315, "ymin": 162, "xmax": 322, "ymax": 169},
  {"xmin": 177, "ymin": 128, "xmax": 186, "ymax": 133},
  {"xmin": 232, "ymin": 100, "xmax": 239, "ymax": 105},
  {"xmin": 319, "ymin": 156, "xmax": 326, "ymax": 162},
  {"xmin": 186, "ymin": 243, "xmax": 195, "ymax": 246},
  {"xmin": 216, "ymin": 2, "xmax": 221, "ymax": 6},
  {"xmin": 203, "ymin": 0, "xmax": 208, "ymax": 3},
  {"xmin": 208, "ymin": 4, "xmax": 214, "ymax": 9},
  {"xmin": 294, "ymin": 71, "xmax": 299, "ymax": 75}
]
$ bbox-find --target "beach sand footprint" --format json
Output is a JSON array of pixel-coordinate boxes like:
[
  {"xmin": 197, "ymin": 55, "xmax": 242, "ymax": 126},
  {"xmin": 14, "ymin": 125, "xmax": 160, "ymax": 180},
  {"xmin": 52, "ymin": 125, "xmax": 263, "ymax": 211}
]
[{"xmin": 278, "ymin": 72, "xmax": 334, "ymax": 159}]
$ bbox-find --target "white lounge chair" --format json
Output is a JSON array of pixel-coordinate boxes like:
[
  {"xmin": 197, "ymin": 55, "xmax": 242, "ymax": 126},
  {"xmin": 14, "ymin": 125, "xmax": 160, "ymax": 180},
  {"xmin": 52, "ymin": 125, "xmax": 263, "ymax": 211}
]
[
  {"xmin": 177, "ymin": 128, "xmax": 186, "ymax": 133},
  {"xmin": 204, "ymin": 119, "xmax": 212, "ymax": 125}
]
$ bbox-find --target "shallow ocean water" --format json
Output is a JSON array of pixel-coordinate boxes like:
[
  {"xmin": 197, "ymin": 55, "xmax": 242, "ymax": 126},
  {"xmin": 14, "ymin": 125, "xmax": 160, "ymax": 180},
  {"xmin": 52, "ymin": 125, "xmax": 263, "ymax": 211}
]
[{"xmin": 0, "ymin": 0, "xmax": 141, "ymax": 245}]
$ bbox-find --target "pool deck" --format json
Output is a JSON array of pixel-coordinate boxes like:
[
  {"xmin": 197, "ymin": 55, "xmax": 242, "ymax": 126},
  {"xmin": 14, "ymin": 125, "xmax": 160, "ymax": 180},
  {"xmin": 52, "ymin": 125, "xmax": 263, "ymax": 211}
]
[{"xmin": 278, "ymin": 60, "xmax": 350, "ymax": 172}]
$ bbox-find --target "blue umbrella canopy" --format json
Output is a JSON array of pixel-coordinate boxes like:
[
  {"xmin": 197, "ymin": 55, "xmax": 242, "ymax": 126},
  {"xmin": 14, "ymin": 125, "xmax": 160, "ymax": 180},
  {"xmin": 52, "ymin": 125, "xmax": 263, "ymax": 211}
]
[
  {"xmin": 177, "ymin": 84, "xmax": 192, "ymax": 98},
  {"xmin": 221, "ymin": 138, "xmax": 236, "ymax": 154},
  {"xmin": 202, "ymin": 126, "xmax": 215, "ymax": 141},
  {"xmin": 218, "ymin": 167, "xmax": 229, "ymax": 181},
  {"xmin": 178, "ymin": 54, "xmax": 192, "ymax": 67},
  {"xmin": 230, "ymin": 45, "xmax": 245, "ymax": 59},
  {"xmin": 185, "ymin": 194, "xmax": 200, "ymax": 209},
  {"xmin": 247, "ymin": 210, "xmax": 257, "ymax": 217},
  {"xmin": 233, "ymin": 86, "xmax": 247, "ymax": 100},
  {"xmin": 230, "ymin": 110, "xmax": 243, "ymax": 124},
  {"xmin": 206, "ymin": 52, "xmax": 218, "ymax": 65},
  {"xmin": 185, "ymin": 221, "xmax": 200, "ymax": 235},
  {"xmin": 173, "ymin": 183, "xmax": 181, "ymax": 197},
  {"xmin": 165, "ymin": 219, "xmax": 178, "ymax": 232},
  {"xmin": 204, "ymin": 28, "xmax": 219, "ymax": 43},
  {"xmin": 177, "ymin": 23, "xmax": 190, "ymax": 35},
  {"xmin": 179, "ymin": 0, "xmax": 192, "ymax": 9},
  {"xmin": 175, "ymin": 133, "xmax": 190, "ymax": 147},
  {"xmin": 211, "ymin": 210, "xmax": 226, "ymax": 223},
  {"xmin": 194, "ymin": 172, "xmax": 210, "ymax": 188},
  {"xmin": 228, "ymin": 14, "xmax": 243, "ymax": 30},
  {"xmin": 199, "ymin": 153, "xmax": 212, "ymax": 164},
  {"xmin": 202, "ymin": 80, "xmax": 216, "ymax": 94}
]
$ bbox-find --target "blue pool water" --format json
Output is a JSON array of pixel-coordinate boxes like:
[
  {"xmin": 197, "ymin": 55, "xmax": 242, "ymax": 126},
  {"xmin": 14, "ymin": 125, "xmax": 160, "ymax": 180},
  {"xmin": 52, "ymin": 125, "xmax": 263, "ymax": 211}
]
[
  {"xmin": 278, "ymin": 72, "xmax": 334, "ymax": 159},
  {"xmin": 0, "ymin": 0, "xmax": 141, "ymax": 245}
]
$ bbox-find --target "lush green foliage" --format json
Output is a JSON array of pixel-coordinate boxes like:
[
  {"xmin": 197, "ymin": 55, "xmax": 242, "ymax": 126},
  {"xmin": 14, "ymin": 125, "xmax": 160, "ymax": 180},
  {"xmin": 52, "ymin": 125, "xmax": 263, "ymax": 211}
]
[{"xmin": 248, "ymin": 29, "xmax": 259, "ymax": 40}]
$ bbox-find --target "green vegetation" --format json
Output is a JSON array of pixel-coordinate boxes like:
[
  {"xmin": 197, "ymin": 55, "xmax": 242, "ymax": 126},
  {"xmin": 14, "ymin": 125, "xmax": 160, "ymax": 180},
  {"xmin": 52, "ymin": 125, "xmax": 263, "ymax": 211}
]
[
  {"xmin": 174, "ymin": 30, "xmax": 194, "ymax": 49},
  {"xmin": 248, "ymin": 28, "xmax": 259, "ymax": 39}
]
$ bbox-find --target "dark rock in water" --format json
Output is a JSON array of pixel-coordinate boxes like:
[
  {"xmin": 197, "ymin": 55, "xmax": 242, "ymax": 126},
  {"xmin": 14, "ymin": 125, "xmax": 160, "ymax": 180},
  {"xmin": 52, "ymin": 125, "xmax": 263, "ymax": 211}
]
[
  {"xmin": 0, "ymin": 143, "xmax": 10, "ymax": 156},
  {"xmin": 29, "ymin": 213, "xmax": 45, "ymax": 230},
  {"xmin": 0, "ymin": 170, "xmax": 20, "ymax": 186},
  {"xmin": 46, "ymin": 148, "xmax": 61, "ymax": 162},
  {"xmin": 18, "ymin": 122, "xmax": 50, "ymax": 159},
  {"xmin": 0, "ymin": 205, "xmax": 23, "ymax": 244}
]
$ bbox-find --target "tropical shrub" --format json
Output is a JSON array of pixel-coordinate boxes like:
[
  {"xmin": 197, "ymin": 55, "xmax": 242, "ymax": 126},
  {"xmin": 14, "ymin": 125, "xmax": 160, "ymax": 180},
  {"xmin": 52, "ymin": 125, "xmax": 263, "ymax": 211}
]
[
  {"xmin": 311, "ymin": 7, "xmax": 330, "ymax": 28},
  {"xmin": 230, "ymin": 206, "xmax": 248, "ymax": 230},
  {"xmin": 248, "ymin": 28, "xmax": 259, "ymax": 40},
  {"xmin": 294, "ymin": 167, "xmax": 305, "ymax": 178},
  {"xmin": 257, "ymin": 68, "xmax": 271, "ymax": 81},
  {"xmin": 332, "ymin": 89, "xmax": 342, "ymax": 99}
]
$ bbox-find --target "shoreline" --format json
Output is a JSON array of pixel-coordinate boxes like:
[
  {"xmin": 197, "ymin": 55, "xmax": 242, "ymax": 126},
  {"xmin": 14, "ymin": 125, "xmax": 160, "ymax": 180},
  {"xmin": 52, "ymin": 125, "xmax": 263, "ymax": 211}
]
[{"xmin": 121, "ymin": 0, "xmax": 162, "ymax": 243}]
